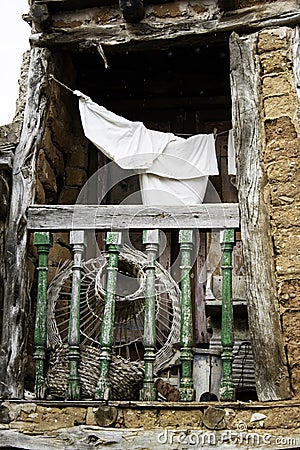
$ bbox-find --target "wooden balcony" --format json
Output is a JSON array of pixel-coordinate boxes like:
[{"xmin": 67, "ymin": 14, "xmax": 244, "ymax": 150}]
[{"xmin": 28, "ymin": 203, "xmax": 239, "ymax": 403}]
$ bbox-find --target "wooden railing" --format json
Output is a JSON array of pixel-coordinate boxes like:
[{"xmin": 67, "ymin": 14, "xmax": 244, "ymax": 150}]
[{"xmin": 28, "ymin": 203, "xmax": 239, "ymax": 402}]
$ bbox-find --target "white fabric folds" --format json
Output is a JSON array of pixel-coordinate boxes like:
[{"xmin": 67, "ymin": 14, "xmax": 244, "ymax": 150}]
[
  {"xmin": 75, "ymin": 91, "xmax": 219, "ymax": 205},
  {"xmin": 228, "ymin": 129, "xmax": 237, "ymax": 176}
]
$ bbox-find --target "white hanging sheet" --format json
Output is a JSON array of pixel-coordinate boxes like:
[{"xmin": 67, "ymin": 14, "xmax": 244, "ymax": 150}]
[
  {"xmin": 228, "ymin": 129, "xmax": 237, "ymax": 176},
  {"xmin": 74, "ymin": 91, "xmax": 219, "ymax": 204},
  {"xmin": 140, "ymin": 174, "xmax": 208, "ymax": 206}
]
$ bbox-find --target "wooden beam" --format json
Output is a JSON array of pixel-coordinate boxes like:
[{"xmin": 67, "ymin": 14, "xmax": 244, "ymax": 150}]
[
  {"xmin": 230, "ymin": 32, "xmax": 292, "ymax": 401},
  {"xmin": 27, "ymin": 203, "xmax": 239, "ymax": 231},
  {"xmin": 30, "ymin": 2, "xmax": 300, "ymax": 50},
  {"xmin": 0, "ymin": 48, "xmax": 51, "ymax": 399}
]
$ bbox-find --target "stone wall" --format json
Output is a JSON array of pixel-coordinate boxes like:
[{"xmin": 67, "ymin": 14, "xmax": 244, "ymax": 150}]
[
  {"xmin": 258, "ymin": 27, "xmax": 300, "ymax": 397},
  {"xmin": 0, "ymin": 401, "xmax": 299, "ymax": 448},
  {"xmin": 35, "ymin": 52, "xmax": 89, "ymax": 281}
]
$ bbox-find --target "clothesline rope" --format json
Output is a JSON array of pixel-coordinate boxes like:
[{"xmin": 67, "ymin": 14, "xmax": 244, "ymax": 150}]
[
  {"xmin": 49, "ymin": 74, "xmax": 75, "ymax": 94},
  {"xmin": 49, "ymin": 74, "xmax": 231, "ymax": 137}
]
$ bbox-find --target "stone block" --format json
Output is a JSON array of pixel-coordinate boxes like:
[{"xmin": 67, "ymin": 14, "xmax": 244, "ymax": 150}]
[
  {"xmin": 42, "ymin": 128, "xmax": 65, "ymax": 177},
  {"xmin": 35, "ymin": 177, "xmax": 46, "ymax": 204},
  {"xmin": 286, "ymin": 344, "xmax": 300, "ymax": 368},
  {"xmin": 258, "ymin": 28, "xmax": 290, "ymax": 54},
  {"xmin": 258, "ymin": 407, "xmax": 300, "ymax": 429},
  {"xmin": 2, "ymin": 403, "xmax": 37, "ymax": 422},
  {"xmin": 37, "ymin": 149, "xmax": 57, "ymax": 200},
  {"xmin": 264, "ymin": 117, "xmax": 297, "ymax": 144},
  {"xmin": 266, "ymin": 157, "xmax": 298, "ymax": 183},
  {"xmin": 226, "ymin": 409, "xmax": 252, "ymax": 430},
  {"xmin": 275, "ymin": 253, "xmax": 300, "ymax": 276},
  {"xmin": 282, "ymin": 311, "xmax": 300, "ymax": 342},
  {"xmin": 10, "ymin": 406, "xmax": 86, "ymax": 432},
  {"xmin": 58, "ymin": 187, "xmax": 81, "ymax": 204},
  {"xmin": 86, "ymin": 407, "xmax": 97, "ymax": 426},
  {"xmin": 65, "ymin": 167, "xmax": 87, "ymax": 188},
  {"xmin": 262, "ymin": 74, "xmax": 292, "ymax": 98},
  {"xmin": 159, "ymin": 409, "xmax": 203, "ymax": 428},
  {"xmin": 271, "ymin": 206, "xmax": 300, "ymax": 229},
  {"xmin": 270, "ymin": 184, "xmax": 300, "ymax": 207},
  {"xmin": 67, "ymin": 138, "xmax": 89, "ymax": 169},
  {"xmin": 264, "ymin": 94, "xmax": 298, "ymax": 120},
  {"xmin": 265, "ymin": 138, "xmax": 300, "ymax": 163},
  {"xmin": 291, "ymin": 365, "xmax": 300, "ymax": 397},
  {"xmin": 273, "ymin": 228, "xmax": 300, "ymax": 257},
  {"xmin": 123, "ymin": 409, "xmax": 158, "ymax": 429},
  {"xmin": 278, "ymin": 278, "xmax": 300, "ymax": 308},
  {"xmin": 260, "ymin": 51, "xmax": 291, "ymax": 75}
]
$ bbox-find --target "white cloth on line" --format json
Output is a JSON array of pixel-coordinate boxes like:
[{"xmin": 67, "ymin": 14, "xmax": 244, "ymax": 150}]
[
  {"xmin": 140, "ymin": 174, "xmax": 208, "ymax": 205},
  {"xmin": 228, "ymin": 129, "xmax": 236, "ymax": 176},
  {"xmin": 74, "ymin": 90, "xmax": 219, "ymax": 204}
]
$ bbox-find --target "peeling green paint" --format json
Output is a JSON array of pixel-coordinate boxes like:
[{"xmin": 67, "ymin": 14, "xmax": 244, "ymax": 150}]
[
  {"xmin": 66, "ymin": 231, "xmax": 86, "ymax": 400},
  {"xmin": 140, "ymin": 230, "xmax": 159, "ymax": 401},
  {"xmin": 33, "ymin": 232, "xmax": 53, "ymax": 399},
  {"xmin": 220, "ymin": 229, "xmax": 235, "ymax": 401},
  {"xmin": 179, "ymin": 229, "xmax": 195, "ymax": 401},
  {"xmin": 95, "ymin": 232, "xmax": 122, "ymax": 400}
]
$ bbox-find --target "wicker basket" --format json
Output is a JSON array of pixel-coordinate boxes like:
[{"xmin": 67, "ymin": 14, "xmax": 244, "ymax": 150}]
[{"xmin": 47, "ymin": 344, "xmax": 144, "ymax": 400}]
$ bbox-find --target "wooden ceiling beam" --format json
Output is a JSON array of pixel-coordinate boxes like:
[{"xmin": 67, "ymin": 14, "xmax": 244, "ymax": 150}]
[{"xmin": 30, "ymin": 1, "xmax": 300, "ymax": 50}]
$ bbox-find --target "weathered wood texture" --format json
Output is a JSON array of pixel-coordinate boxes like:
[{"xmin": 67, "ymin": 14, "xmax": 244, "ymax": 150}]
[
  {"xmin": 0, "ymin": 48, "xmax": 51, "ymax": 398},
  {"xmin": 27, "ymin": 203, "xmax": 239, "ymax": 230},
  {"xmin": 230, "ymin": 32, "xmax": 292, "ymax": 401},
  {"xmin": 30, "ymin": 1, "xmax": 300, "ymax": 50},
  {"xmin": 0, "ymin": 423, "xmax": 299, "ymax": 449}
]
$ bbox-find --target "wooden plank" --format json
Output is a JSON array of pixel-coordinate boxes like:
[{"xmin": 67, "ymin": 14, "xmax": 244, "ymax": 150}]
[
  {"xmin": 0, "ymin": 48, "xmax": 51, "ymax": 399},
  {"xmin": 27, "ymin": 203, "xmax": 239, "ymax": 230},
  {"xmin": 30, "ymin": 2, "xmax": 300, "ymax": 50},
  {"xmin": 230, "ymin": 32, "xmax": 291, "ymax": 401}
]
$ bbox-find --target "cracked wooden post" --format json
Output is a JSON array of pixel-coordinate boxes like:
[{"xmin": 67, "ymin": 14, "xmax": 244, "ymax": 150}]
[
  {"xmin": 179, "ymin": 229, "xmax": 195, "ymax": 401},
  {"xmin": 33, "ymin": 231, "xmax": 52, "ymax": 399},
  {"xmin": 220, "ymin": 228, "xmax": 235, "ymax": 401},
  {"xmin": 95, "ymin": 231, "xmax": 122, "ymax": 400},
  {"xmin": 140, "ymin": 229, "xmax": 159, "ymax": 401},
  {"xmin": 66, "ymin": 230, "xmax": 86, "ymax": 400}
]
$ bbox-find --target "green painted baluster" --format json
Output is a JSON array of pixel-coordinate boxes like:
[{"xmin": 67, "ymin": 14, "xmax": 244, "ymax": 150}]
[
  {"xmin": 220, "ymin": 228, "xmax": 235, "ymax": 401},
  {"xmin": 179, "ymin": 229, "xmax": 195, "ymax": 402},
  {"xmin": 66, "ymin": 230, "xmax": 86, "ymax": 400},
  {"xmin": 33, "ymin": 232, "xmax": 53, "ymax": 399},
  {"xmin": 95, "ymin": 231, "xmax": 122, "ymax": 400},
  {"xmin": 140, "ymin": 229, "xmax": 159, "ymax": 401}
]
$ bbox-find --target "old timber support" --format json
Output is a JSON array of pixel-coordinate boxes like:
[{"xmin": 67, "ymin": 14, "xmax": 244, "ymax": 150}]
[
  {"xmin": 0, "ymin": 48, "xmax": 51, "ymax": 398},
  {"xmin": 230, "ymin": 32, "xmax": 292, "ymax": 401}
]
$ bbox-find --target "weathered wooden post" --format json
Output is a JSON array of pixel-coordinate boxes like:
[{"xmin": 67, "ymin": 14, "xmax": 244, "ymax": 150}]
[
  {"xmin": 179, "ymin": 229, "xmax": 195, "ymax": 401},
  {"xmin": 66, "ymin": 230, "xmax": 86, "ymax": 400},
  {"xmin": 95, "ymin": 231, "xmax": 122, "ymax": 400},
  {"xmin": 140, "ymin": 229, "xmax": 159, "ymax": 401},
  {"xmin": 220, "ymin": 228, "xmax": 235, "ymax": 401},
  {"xmin": 33, "ymin": 231, "xmax": 52, "ymax": 399}
]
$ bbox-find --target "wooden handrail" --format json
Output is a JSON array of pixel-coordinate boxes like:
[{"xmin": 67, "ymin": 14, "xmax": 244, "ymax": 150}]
[{"xmin": 27, "ymin": 203, "xmax": 239, "ymax": 231}]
